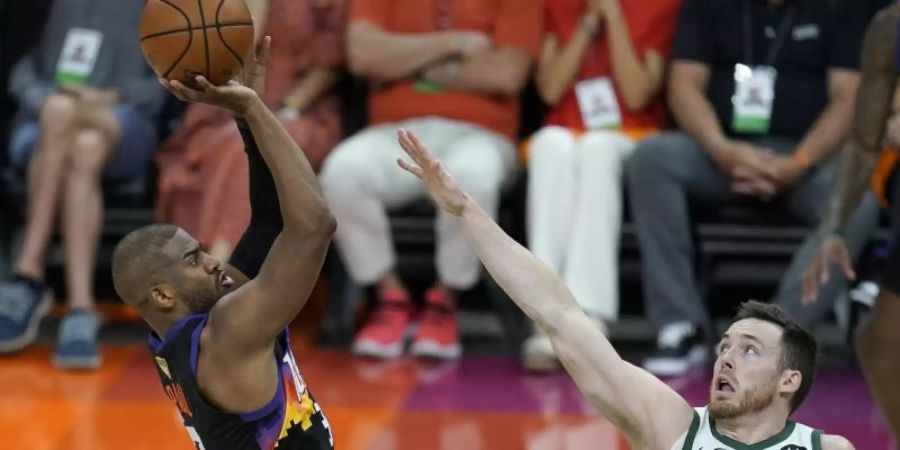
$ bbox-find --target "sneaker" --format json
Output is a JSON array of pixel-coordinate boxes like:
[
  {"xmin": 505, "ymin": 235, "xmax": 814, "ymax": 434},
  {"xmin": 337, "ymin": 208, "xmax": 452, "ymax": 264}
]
[
  {"xmin": 522, "ymin": 326, "xmax": 559, "ymax": 372},
  {"xmin": 643, "ymin": 322, "xmax": 707, "ymax": 377},
  {"xmin": 352, "ymin": 292, "xmax": 413, "ymax": 359},
  {"xmin": 410, "ymin": 288, "xmax": 462, "ymax": 360},
  {"xmin": 523, "ymin": 318, "xmax": 609, "ymax": 373},
  {"xmin": 0, "ymin": 275, "xmax": 53, "ymax": 353},
  {"xmin": 53, "ymin": 309, "xmax": 102, "ymax": 370}
]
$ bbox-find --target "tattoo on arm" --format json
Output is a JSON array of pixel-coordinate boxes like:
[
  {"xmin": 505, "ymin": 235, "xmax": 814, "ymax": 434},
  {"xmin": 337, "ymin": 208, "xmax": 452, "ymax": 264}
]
[{"xmin": 825, "ymin": 7, "xmax": 899, "ymax": 230}]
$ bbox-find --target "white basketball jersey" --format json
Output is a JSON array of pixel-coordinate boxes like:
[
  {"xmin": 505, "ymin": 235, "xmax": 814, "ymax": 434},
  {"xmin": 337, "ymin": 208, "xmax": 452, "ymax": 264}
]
[{"xmin": 670, "ymin": 407, "xmax": 822, "ymax": 450}]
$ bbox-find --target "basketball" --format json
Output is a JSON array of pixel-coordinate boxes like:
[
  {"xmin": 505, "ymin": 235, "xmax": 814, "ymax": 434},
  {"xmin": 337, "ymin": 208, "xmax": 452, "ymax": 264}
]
[{"xmin": 139, "ymin": 0, "xmax": 255, "ymax": 87}]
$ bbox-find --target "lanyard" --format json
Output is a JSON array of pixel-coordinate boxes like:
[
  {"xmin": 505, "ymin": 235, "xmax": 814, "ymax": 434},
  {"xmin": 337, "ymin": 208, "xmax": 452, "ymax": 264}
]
[{"xmin": 743, "ymin": 0, "xmax": 797, "ymax": 66}]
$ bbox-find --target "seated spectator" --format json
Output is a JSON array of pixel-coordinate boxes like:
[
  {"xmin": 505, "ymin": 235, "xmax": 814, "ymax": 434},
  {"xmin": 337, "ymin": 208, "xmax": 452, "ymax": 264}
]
[
  {"xmin": 522, "ymin": 0, "xmax": 681, "ymax": 372},
  {"xmin": 627, "ymin": 0, "xmax": 879, "ymax": 377},
  {"xmin": 320, "ymin": 0, "xmax": 541, "ymax": 360},
  {"xmin": 155, "ymin": 0, "xmax": 348, "ymax": 262},
  {"xmin": 0, "ymin": 0, "xmax": 165, "ymax": 369}
]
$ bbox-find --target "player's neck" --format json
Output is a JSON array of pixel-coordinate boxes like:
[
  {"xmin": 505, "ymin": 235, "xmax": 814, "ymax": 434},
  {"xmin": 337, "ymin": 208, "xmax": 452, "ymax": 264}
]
[
  {"xmin": 148, "ymin": 315, "xmax": 182, "ymax": 341},
  {"xmin": 714, "ymin": 407, "xmax": 790, "ymax": 445}
]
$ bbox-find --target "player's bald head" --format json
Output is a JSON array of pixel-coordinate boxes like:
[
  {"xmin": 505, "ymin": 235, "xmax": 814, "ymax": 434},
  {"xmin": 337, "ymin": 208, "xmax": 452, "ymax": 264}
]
[{"xmin": 112, "ymin": 223, "xmax": 180, "ymax": 307}]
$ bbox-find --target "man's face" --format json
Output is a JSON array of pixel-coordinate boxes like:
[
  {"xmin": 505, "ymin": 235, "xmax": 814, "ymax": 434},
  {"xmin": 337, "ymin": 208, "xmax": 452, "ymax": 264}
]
[
  {"xmin": 709, "ymin": 319, "xmax": 786, "ymax": 419},
  {"xmin": 157, "ymin": 229, "xmax": 234, "ymax": 313}
]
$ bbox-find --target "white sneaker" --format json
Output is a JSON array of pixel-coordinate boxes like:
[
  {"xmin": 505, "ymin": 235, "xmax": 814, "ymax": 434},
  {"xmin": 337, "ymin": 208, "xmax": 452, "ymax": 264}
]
[{"xmin": 522, "ymin": 318, "xmax": 609, "ymax": 373}]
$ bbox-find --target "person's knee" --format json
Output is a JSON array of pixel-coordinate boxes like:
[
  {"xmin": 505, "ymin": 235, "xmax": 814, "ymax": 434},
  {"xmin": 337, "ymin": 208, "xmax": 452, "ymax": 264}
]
[
  {"xmin": 627, "ymin": 133, "xmax": 692, "ymax": 185},
  {"xmin": 38, "ymin": 94, "xmax": 78, "ymax": 130},
  {"xmin": 319, "ymin": 134, "xmax": 378, "ymax": 201},
  {"xmin": 69, "ymin": 130, "xmax": 111, "ymax": 179},
  {"xmin": 577, "ymin": 131, "xmax": 631, "ymax": 172},
  {"xmin": 529, "ymin": 126, "xmax": 576, "ymax": 163}
]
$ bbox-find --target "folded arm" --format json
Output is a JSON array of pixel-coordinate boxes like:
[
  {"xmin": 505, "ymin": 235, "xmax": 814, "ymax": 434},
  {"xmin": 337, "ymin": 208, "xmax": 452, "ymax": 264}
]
[
  {"xmin": 422, "ymin": 47, "xmax": 532, "ymax": 97},
  {"xmin": 346, "ymin": 21, "xmax": 460, "ymax": 82}
]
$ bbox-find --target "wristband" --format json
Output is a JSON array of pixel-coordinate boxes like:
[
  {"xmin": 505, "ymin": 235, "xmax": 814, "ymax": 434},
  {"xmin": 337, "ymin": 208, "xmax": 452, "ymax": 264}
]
[{"xmin": 791, "ymin": 149, "xmax": 812, "ymax": 170}]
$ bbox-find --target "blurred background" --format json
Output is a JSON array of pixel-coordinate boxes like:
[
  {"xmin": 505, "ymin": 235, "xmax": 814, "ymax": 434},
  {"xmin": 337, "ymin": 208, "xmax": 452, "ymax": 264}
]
[{"xmin": 0, "ymin": 0, "xmax": 897, "ymax": 448}]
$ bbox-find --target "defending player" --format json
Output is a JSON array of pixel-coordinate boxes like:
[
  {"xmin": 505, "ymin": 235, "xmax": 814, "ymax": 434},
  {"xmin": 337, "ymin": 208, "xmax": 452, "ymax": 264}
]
[{"xmin": 394, "ymin": 128, "xmax": 855, "ymax": 449}]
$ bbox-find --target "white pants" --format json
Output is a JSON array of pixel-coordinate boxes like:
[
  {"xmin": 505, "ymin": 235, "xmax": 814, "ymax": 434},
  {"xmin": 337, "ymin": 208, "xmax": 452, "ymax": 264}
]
[
  {"xmin": 320, "ymin": 117, "xmax": 516, "ymax": 290},
  {"xmin": 527, "ymin": 126, "xmax": 635, "ymax": 321}
]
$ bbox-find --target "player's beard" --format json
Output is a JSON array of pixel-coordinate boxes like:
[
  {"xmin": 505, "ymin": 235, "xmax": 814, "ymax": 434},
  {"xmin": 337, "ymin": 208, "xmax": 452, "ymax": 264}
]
[
  {"xmin": 182, "ymin": 282, "xmax": 219, "ymax": 313},
  {"xmin": 709, "ymin": 377, "xmax": 778, "ymax": 420}
]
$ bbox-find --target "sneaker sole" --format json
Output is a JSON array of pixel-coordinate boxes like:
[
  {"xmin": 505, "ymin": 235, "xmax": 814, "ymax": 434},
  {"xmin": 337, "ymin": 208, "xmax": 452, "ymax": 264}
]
[
  {"xmin": 352, "ymin": 339, "xmax": 405, "ymax": 359},
  {"xmin": 0, "ymin": 290, "xmax": 53, "ymax": 354},
  {"xmin": 53, "ymin": 354, "xmax": 102, "ymax": 370},
  {"xmin": 643, "ymin": 345, "xmax": 709, "ymax": 377},
  {"xmin": 410, "ymin": 341, "xmax": 462, "ymax": 360},
  {"xmin": 523, "ymin": 353, "xmax": 561, "ymax": 373}
]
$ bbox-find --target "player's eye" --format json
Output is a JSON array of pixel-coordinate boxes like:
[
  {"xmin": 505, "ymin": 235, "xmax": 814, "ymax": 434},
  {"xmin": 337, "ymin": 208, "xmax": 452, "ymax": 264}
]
[{"xmin": 744, "ymin": 345, "xmax": 758, "ymax": 355}]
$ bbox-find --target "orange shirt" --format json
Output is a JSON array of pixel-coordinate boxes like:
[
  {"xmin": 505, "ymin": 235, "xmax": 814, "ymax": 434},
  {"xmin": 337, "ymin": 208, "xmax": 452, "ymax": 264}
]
[
  {"xmin": 350, "ymin": 0, "xmax": 543, "ymax": 139},
  {"xmin": 543, "ymin": 0, "xmax": 680, "ymax": 133}
]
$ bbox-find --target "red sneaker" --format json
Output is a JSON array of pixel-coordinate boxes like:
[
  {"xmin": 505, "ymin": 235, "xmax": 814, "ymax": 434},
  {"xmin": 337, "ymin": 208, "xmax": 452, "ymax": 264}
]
[
  {"xmin": 410, "ymin": 288, "xmax": 462, "ymax": 360},
  {"xmin": 352, "ymin": 292, "xmax": 412, "ymax": 359}
]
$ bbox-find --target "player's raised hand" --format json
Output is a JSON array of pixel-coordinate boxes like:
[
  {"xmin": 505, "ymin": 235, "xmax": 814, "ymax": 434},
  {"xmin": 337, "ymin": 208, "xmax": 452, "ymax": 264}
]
[
  {"xmin": 396, "ymin": 129, "xmax": 468, "ymax": 217},
  {"xmin": 160, "ymin": 75, "xmax": 258, "ymax": 116}
]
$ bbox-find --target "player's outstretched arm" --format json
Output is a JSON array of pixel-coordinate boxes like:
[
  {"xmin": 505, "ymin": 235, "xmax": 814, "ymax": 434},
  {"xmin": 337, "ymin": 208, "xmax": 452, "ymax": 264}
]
[
  {"xmin": 395, "ymin": 129, "xmax": 693, "ymax": 448},
  {"xmin": 161, "ymin": 38, "xmax": 335, "ymax": 353}
]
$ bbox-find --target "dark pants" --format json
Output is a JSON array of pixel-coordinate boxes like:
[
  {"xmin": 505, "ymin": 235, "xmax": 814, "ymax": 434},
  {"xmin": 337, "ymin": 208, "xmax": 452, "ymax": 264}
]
[{"xmin": 627, "ymin": 131, "xmax": 880, "ymax": 329}]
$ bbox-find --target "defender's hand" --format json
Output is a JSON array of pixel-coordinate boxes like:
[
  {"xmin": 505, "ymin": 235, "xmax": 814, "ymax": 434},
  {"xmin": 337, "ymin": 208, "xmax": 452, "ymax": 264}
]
[{"xmin": 396, "ymin": 129, "xmax": 468, "ymax": 217}]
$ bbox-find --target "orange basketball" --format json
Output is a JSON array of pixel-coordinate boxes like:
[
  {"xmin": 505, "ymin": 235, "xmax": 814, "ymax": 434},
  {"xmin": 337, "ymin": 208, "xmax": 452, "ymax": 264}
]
[{"xmin": 139, "ymin": 0, "xmax": 255, "ymax": 87}]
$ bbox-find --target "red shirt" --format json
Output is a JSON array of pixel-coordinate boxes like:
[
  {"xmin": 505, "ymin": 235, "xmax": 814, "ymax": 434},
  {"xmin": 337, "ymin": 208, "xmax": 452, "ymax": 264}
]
[
  {"xmin": 543, "ymin": 0, "xmax": 681, "ymax": 133},
  {"xmin": 351, "ymin": 0, "xmax": 543, "ymax": 139}
]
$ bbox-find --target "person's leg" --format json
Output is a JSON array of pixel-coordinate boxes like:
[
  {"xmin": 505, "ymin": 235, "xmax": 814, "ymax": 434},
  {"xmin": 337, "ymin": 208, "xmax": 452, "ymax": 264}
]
[
  {"xmin": 856, "ymin": 171, "xmax": 900, "ymax": 438},
  {"xmin": 319, "ymin": 121, "xmax": 425, "ymax": 358},
  {"xmin": 16, "ymin": 95, "xmax": 79, "ymax": 280},
  {"xmin": 55, "ymin": 105, "xmax": 153, "ymax": 370},
  {"xmin": 565, "ymin": 130, "xmax": 635, "ymax": 323},
  {"xmin": 413, "ymin": 119, "xmax": 516, "ymax": 360},
  {"xmin": 773, "ymin": 155, "xmax": 880, "ymax": 326},
  {"xmin": 626, "ymin": 131, "xmax": 733, "ymax": 376},
  {"xmin": 526, "ymin": 126, "xmax": 579, "ymax": 273},
  {"xmin": 522, "ymin": 126, "xmax": 578, "ymax": 371},
  {"xmin": 0, "ymin": 95, "xmax": 78, "ymax": 353}
]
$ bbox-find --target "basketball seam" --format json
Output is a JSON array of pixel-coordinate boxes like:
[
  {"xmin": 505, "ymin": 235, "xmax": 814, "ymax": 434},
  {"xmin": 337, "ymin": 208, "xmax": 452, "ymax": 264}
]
[
  {"xmin": 216, "ymin": 0, "xmax": 246, "ymax": 68},
  {"xmin": 141, "ymin": 23, "xmax": 253, "ymax": 41},
  {"xmin": 196, "ymin": 0, "xmax": 211, "ymax": 79},
  {"xmin": 156, "ymin": 0, "xmax": 194, "ymax": 79}
]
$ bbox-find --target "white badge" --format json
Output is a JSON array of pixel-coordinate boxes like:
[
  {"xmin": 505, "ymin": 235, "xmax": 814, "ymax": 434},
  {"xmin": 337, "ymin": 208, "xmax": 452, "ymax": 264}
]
[
  {"xmin": 575, "ymin": 77, "xmax": 622, "ymax": 130},
  {"xmin": 731, "ymin": 64, "xmax": 777, "ymax": 134},
  {"xmin": 56, "ymin": 27, "xmax": 104, "ymax": 85}
]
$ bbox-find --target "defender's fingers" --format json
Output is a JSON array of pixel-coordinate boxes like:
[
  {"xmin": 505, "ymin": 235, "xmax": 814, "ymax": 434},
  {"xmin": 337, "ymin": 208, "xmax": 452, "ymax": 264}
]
[{"xmin": 397, "ymin": 158, "xmax": 423, "ymax": 178}]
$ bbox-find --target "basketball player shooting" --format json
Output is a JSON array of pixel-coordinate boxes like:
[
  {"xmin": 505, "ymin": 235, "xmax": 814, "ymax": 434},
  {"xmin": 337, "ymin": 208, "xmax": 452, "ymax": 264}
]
[
  {"xmin": 394, "ymin": 129, "xmax": 854, "ymax": 450},
  {"xmin": 111, "ymin": 37, "xmax": 336, "ymax": 450}
]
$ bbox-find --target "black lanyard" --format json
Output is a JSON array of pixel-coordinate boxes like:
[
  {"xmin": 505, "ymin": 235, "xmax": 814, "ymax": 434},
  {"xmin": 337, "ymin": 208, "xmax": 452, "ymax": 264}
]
[{"xmin": 743, "ymin": 0, "xmax": 797, "ymax": 67}]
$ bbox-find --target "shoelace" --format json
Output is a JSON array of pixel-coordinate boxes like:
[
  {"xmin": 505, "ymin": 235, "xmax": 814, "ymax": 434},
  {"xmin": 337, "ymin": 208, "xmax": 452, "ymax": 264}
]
[
  {"xmin": 420, "ymin": 302, "xmax": 454, "ymax": 326},
  {"xmin": 0, "ymin": 284, "xmax": 38, "ymax": 322},
  {"xmin": 59, "ymin": 314, "xmax": 99, "ymax": 343},
  {"xmin": 370, "ymin": 302, "xmax": 408, "ymax": 325}
]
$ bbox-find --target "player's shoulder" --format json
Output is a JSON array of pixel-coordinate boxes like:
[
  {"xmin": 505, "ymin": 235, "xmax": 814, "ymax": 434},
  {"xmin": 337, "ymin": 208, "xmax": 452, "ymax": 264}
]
[{"xmin": 820, "ymin": 433, "xmax": 855, "ymax": 450}]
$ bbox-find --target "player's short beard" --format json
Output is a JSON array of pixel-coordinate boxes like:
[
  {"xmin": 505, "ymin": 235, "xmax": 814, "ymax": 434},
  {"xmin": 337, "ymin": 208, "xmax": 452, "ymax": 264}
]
[
  {"xmin": 709, "ymin": 378, "xmax": 778, "ymax": 420},
  {"xmin": 182, "ymin": 283, "xmax": 218, "ymax": 313}
]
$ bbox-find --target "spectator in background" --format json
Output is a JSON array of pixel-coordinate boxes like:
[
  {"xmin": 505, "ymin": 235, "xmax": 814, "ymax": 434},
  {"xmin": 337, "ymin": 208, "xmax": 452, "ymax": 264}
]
[
  {"xmin": 0, "ymin": 0, "xmax": 165, "ymax": 369},
  {"xmin": 320, "ymin": 0, "xmax": 541, "ymax": 360},
  {"xmin": 627, "ymin": 0, "xmax": 878, "ymax": 377},
  {"xmin": 155, "ymin": 0, "xmax": 348, "ymax": 263},
  {"xmin": 521, "ymin": 0, "xmax": 680, "ymax": 373}
]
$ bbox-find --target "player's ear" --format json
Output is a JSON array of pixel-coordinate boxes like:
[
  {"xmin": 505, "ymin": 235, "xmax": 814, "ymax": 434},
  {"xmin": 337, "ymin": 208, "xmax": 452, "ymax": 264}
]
[
  {"xmin": 149, "ymin": 284, "xmax": 177, "ymax": 310},
  {"xmin": 779, "ymin": 368, "xmax": 802, "ymax": 397}
]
